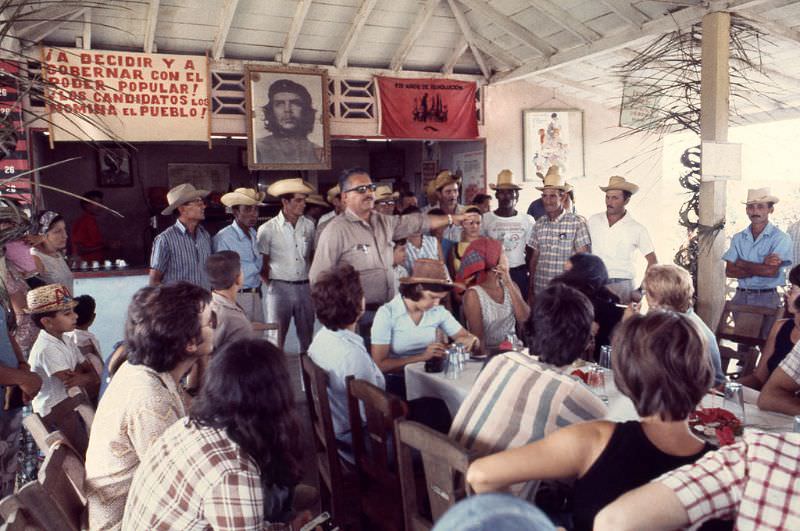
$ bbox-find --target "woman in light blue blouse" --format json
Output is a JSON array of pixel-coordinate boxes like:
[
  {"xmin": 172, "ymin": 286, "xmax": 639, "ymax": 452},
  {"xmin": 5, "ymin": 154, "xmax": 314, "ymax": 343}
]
[{"xmin": 371, "ymin": 259, "xmax": 477, "ymax": 397}]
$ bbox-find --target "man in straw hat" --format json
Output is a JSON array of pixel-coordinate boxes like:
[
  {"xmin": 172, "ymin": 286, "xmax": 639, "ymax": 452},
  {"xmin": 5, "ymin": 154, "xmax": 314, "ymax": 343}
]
[
  {"xmin": 256, "ymin": 178, "xmax": 316, "ymax": 351},
  {"xmin": 150, "ymin": 183, "xmax": 212, "ymax": 289},
  {"xmin": 722, "ymin": 187, "xmax": 791, "ymax": 341},
  {"xmin": 213, "ymin": 187, "xmax": 266, "ymax": 323},
  {"xmin": 587, "ymin": 176, "xmax": 657, "ymax": 303},
  {"xmin": 373, "ymin": 185, "xmax": 399, "ymax": 215},
  {"xmin": 310, "ymin": 168, "xmax": 479, "ymax": 340},
  {"xmin": 481, "ymin": 169, "xmax": 536, "ymax": 295},
  {"xmin": 528, "ymin": 167, "xmax": 590, "ymax": 301},
  {"xmin": 315, "ymin": 184, "xmax": 342, "ymax": 246},
  {"xmin": 425, "ymin": 170, "xmax": 466, "ymax": 241}
]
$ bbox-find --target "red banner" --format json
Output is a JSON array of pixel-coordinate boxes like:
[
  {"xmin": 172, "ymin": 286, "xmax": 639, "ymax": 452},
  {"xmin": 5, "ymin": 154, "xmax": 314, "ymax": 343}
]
[
  {"xmin": 377, "ymin": 77, "xmax": 478, "ymax": 139},
  {"xmin": 0, "ymin": 60, "xmax": 31, "ymax": 203}
]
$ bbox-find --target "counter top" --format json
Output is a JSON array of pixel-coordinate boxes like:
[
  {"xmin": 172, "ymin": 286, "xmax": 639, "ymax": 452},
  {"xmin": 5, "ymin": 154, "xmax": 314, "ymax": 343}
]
[{"xmin": 73, "ymin": 267, "xmax": 149, "ymax": 279}]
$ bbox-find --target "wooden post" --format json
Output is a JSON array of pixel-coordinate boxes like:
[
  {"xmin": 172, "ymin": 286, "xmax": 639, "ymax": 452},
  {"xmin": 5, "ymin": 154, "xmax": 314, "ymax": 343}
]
[{"xmin": 697, "ymin": 11, "xmax": 730, "ymax": 328}]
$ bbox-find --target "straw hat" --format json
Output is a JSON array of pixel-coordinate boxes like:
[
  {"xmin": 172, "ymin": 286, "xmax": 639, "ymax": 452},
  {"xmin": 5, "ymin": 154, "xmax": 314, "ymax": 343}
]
[
  {"xmin": 220, "ymin": 188, "xmax": 266, "ymax": 207},
  {"xmin": 535, "ymin": 166, "xmax": 571, "ymax": 192},
  {"xmin": 432, "ymin": 170, "xmax": 460, "ymax": 191},
  {"xmin": 161, "ymin": 183, "xmax": 210, "ymax": 215},
  {"xmin": 326, "ymin": 185, "xmax": 341, "ymax": 203},
  {"xmin": 599, "ymin": 176, "xmax": 639, "ymax": 195},
  {"xmin": 743, "ymin": 187, "xmax": 779, "ymax": 205},
  {"xmin": 25, "ymin": 284, "xmax": 77, "ymax": 315},
  {"xmin": 305, "ymin": 194, "xmax": 329, "ymax": 208},
  {"xmin": 374, "ymin": 185, "xmax": 399, "ymax": 202},
  {"xmin": 399, "ymin": 259, "xmax": 464, "ymax": 289},
  {"xmin": 266, "ymin": 178, "xmax": 314, "ymax": 198},
  {"xmin": 489, "ymin": 169, "xmax": 522, "ymax": 190}
]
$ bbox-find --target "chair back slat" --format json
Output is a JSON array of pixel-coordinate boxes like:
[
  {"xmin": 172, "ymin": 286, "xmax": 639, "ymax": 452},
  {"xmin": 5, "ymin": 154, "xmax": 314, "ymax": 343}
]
[
  {"xmin": 36, "ymin": 394, "xmax": 93, "ymax": 459},
  {"xmin": 37, "ymin": 444, "xmax": 86, "ymax": 531},
  {"xmin": 395, "ymin": 420, "xmax": 473, "ymax": 531},
  {"xmin": 14, "ymin": 481, "xmax": 74, "ymax": 531}
]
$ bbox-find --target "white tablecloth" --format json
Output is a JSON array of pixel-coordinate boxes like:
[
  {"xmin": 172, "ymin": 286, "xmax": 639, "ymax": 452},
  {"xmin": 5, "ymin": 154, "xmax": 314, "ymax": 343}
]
[{"xmin": 404, "ymin": 359, "xmax": 795, "ymax": 432}]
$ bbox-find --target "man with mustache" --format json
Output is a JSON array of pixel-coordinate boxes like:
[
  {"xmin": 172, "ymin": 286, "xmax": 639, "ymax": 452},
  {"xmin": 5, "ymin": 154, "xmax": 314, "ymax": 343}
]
[
  {"xmin": 255, "ymin": 79, "xmax": 322, "ymax": 164},
  {"xmin": 723, "ymin": 187, "xmax": 792, "ymax": 341}
]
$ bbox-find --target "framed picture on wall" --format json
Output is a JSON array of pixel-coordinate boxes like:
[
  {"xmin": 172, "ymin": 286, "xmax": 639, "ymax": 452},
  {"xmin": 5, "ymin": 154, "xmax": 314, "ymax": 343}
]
[
  {"xmin": 245, "ymin": 65, "xmax": 331, "ymax": 171},
  {"xmin": 523, "ymin": 109, "xmax": 584, "ymax": 182},
  {"xmin": 97, "ymin": 147, "xmax": 134, "ymax": 187}
]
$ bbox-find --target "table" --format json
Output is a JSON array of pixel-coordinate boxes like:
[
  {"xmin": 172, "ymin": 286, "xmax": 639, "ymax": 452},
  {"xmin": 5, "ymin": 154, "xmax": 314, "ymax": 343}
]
[{"xmin": 404, "ymin": 357, "xmax": 795, "ymax": 433}]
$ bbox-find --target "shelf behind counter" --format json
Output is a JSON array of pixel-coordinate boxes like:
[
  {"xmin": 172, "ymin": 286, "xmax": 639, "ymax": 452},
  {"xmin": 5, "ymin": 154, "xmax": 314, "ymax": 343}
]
[{"xmin": 73, "ymin": 267, "xmax": 150, "ymax": 361}]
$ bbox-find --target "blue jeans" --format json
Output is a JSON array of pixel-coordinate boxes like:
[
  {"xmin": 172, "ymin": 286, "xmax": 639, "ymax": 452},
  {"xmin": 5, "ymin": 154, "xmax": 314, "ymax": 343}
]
[{"xmin": 433, "ymin": 493, "xmax": 555, "ymax": 531}]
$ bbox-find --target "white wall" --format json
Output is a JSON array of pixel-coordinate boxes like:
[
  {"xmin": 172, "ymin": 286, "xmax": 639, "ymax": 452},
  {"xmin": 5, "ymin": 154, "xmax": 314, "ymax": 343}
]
[{"xmin": 483, "ymin": 80, "xmax": 676, "ymax": 283}]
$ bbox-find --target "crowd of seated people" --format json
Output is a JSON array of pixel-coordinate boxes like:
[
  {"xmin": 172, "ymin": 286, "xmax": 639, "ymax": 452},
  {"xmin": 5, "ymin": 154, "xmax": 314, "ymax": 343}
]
[{"xmin": 4, "ymin": 171, "xmax": 800, "ymax": 531}]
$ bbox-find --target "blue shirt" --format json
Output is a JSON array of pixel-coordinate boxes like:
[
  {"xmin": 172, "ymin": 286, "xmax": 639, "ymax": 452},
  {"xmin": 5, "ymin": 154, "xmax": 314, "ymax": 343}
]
[
  {"xmin": 0, "ymin": 311, "xmax": 18, "ymax": 393},
  {"xmin": 371, "ymin": 294, "xmax": 462, "ymax": 357},
  {"xmin": 722, "ymin": 222, "xmax": 792, "ymax": 289},
  {"xmin": 150, "ymin": 220, "xmax": 212, "ymax": 289},
  {"xmin": 308, "ymin": 327, "xmax": 384, "ymax": 438},
  {"xmin": 213, "ymin": 221, "xmax": 261, "ymax": 289},
  {"xmin": 686, "ymin": 309, "xmax": 725, "ymax": 386}
]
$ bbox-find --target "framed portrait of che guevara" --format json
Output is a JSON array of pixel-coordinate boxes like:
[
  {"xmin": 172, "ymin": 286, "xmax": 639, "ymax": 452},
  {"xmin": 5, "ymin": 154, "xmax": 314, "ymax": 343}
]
[{"xmin": 245, "ymin": 65, "xmax": 331, "ymax": 171}]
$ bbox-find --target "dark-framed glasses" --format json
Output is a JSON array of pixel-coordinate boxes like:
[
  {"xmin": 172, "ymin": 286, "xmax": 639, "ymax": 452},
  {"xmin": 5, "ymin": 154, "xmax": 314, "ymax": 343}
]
[{"xmin": 343, "ymin": 183, "xmax": 377, "ymax": 194}]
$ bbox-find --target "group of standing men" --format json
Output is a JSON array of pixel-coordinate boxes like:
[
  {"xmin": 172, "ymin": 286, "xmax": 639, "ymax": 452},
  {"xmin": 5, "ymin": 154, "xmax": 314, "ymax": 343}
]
[{"xmin": 147, "ymin": 163, "xmax": 792, "ymax": 357}]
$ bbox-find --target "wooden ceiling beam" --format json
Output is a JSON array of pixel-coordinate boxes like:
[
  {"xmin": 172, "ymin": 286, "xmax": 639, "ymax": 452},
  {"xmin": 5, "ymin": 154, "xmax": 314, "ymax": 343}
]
[
  {"xmin": 471, "ymin": 34, "xmax": 520, "ymax": 68},
  {"xmin": 211, "ymin": 0, "xmax": 240, "ymax": 60},
  {"xmin": 335, "ymin": 0, "xmax": 378, "ymax": 69},
  {"xmin": 442, "ymin": 37, "xmax": 468, "ymax": 74},
  {"xmin": 390, "ymin": 0, "xmax": 440, "ymax": 71},
  {"xmin": 457, "ymin": 0, "xmax": 556, "ymax": 57},
  {"xmin": 529, "ymin": 0, "xmax": 601, "ymax": 44},
  {"xmin": 143, "ymin": 0, "xmax": 160, "ymax": 54},
  {"xmin": 598, "ymin": 0, "xmax": 649, "ymax": 28},
  {"xmin": 446, "ymin": 0, "xmax": 489, "ymax": 78},
  {"xmin": 278, "ymin": 0, "xmax": 312, "ymax": 64},
  {"xmin": 16, "ymin": 6, "xmax": 86, "ymax": 43}
]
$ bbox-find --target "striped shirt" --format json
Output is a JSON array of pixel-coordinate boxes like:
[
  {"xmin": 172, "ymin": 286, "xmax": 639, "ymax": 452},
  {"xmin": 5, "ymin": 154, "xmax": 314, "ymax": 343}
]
[
  {"xmin": 150, "ymin": 220, "xmax": 212, "ymax": 289},
  {"xmin": 122, "ymin": 422, "xmax": 263, "ymax": 531},
  {"xmin": 450, "ymin": 351, "xmax": 607, "ymax": 455},
  {"xmin": 530, "ymin": 210, "xmax": 591, "ymax": 294},
  {"xmin": 213, "ymin": 222, "xmax": 262, "ymax": 289},
  {"xmin": 404, "ymin": 234, "xmax": 441, "ymax": 273}
]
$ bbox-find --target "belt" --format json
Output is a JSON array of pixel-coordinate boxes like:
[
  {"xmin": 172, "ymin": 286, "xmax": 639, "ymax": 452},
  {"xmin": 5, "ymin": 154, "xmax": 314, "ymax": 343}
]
[
  {"xmin": 272, "ymin": 279, "xmax": 309, "ymax": 285},
  {"xmin": 364, "ymin": 303, "xmax": 383, "ymax": 312},
  {"xmin": 238, "ymin": 287, "xmax": 261, "ymax": 294},
  {"xmin": 509, "ymin": 264, "xmax": 528, "ymax": 270},
  {"xmin": 736, "ymin": 287, "xmax": 777, "ymax": 293},
  {"xmin": 607, "ymin": 278, "xmax": 633, "ymax": 283}
]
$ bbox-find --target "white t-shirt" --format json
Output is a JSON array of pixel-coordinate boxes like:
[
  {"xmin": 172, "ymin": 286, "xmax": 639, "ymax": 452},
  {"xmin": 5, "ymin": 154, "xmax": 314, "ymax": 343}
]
[
  {"xmin": 586, "ymin": 211, "xmax": 655, "ymax": 280},
  {"xmin": 481, "ymin": 211, "xmax": 536, "ymax": 268},
  {"xmin": 29, "ymin": 330, "xmax": 86, "ymax": 416}
]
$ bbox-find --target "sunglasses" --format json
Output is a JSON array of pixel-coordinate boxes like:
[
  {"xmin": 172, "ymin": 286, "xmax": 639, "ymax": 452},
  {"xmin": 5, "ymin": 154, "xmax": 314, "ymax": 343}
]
[
  {"xmin": 377, "ymin": 200, "xmax": 396, "ymax": 206},
  {"xmin": 343, "ymin": 183, "xmax": 378, "ymax": 194}
]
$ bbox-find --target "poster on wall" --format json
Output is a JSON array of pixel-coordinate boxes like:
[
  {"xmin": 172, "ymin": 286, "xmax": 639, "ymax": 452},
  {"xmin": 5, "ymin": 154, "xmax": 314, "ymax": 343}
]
[
  {"xmin": 522, "ymin": 109, "xmax": 584, "ymax": 182},
  {"xmin": 377, "ymin": 77, "xmax": 478, "ymax": 139},
  {"xmin": 168, "ymin": 163, "xmax": 230, "ymax": 192},
  {"xmin": 0, "ymin": 60, "xmax": 31, "ymax": 203},
  {"xmin": 245, "ymin": 65, "xmax": 330, "ymax": 171},
  {"xmin": 42, "ymin": 48, "xmax": 210, "ymax": 142},
  {"xmin": 452, "ymin": 150, "xmax": 485, "ymax": 204}
]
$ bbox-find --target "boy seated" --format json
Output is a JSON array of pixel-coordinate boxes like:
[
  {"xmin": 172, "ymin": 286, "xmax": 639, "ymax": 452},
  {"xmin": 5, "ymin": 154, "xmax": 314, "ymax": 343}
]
[
  {"xmin": 65, "ymin": 295, "xmax": 103, "ymax": 383},
  {"xmin": 206, "ymin": 251, "xmax": 254, "ymax": 351},
  {"xmin": 27, "ymin": 284, "xmax": 100, "ymax": 418}
]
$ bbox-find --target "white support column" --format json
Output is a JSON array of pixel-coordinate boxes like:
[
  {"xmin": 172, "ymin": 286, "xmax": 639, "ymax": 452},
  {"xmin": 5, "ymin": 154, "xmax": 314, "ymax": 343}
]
[{"xmin": 697, "ymin": 11, "xmax": 730, "ymax": 327}]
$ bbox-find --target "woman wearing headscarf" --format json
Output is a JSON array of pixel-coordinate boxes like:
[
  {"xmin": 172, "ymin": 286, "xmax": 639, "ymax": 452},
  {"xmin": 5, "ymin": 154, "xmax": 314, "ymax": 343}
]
[
  {"xmin": 31, "ymin": 211, "xmax": 73, "ymax": 294},
  {"xmin": 458, "ymin": 237, "xmax": 530, "ymax": 355}
]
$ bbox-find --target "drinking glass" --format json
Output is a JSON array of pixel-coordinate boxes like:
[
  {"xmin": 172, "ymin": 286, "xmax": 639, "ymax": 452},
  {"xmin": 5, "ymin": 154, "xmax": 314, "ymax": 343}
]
[
  {"xmin": 445, "ymin": 348, "xmax": 459, "ymax": 379},
  {"xmin": 723, "ymin": 382, "xmax": 746, "ymax": 424},
  {"xmin": 587, "ymin": 366, "xmax": 608, "ymax": 404},
  {"xmin": 599, "ymin": 345, "xmax": 612, "ymax": 369}
]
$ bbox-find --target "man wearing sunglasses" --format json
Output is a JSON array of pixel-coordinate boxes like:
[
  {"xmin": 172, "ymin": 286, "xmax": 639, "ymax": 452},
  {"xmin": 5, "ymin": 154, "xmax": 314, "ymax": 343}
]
[{"xmin": 310, "ymin": 167, "xmax": 479, "ymax": 341}]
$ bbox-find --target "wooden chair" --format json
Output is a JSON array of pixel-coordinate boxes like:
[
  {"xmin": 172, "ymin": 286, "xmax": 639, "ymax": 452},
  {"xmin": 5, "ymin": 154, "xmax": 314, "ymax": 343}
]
[
  {"xmin": 299, "ymin": 355, "xmax": 360, "ymax": 530},
  {"xmin": 716, "ymin": 302, "xmax": 783, "ymax": 377},
  {"xmin": 6, "ymin": 481, "xmax": 72, "ymax": 531},
  {"xmin": 346, "ymin": 376, "xmax": 408, "ymax": 531},
  {"xmin": 36, "ymin": 443, "xmax": 87, "ymax": 531},
  {"xmin": 23, "ymin": 392, "xmax": 93, "ymax": 458},
  {"xmin": 394, "ymin": 420, "xmax": 473, "ymax": 531}
]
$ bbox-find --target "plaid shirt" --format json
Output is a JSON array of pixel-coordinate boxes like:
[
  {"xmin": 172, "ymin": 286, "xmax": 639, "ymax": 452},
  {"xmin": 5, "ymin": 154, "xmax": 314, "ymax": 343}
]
[
  {"xmin": 529, "ymin": 210, "xmax": 590, "ymax": 293},
  {"xmin": 779, "ymin": 341, "xmax": 800, "ymax": 384},
  {"xmin": 122, "ymin": 421, "xmax": 264, "ymax": 531},
  {"xmin": 658, "ymin": 431, "xmax": 800, "ymax": 529}
]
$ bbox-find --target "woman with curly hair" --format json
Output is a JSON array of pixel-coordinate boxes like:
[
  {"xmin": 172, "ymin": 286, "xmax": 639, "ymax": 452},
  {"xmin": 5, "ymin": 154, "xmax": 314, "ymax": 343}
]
[{"xmin": 122, "ymin": 337, "xmax": 306, "ymax": 530}]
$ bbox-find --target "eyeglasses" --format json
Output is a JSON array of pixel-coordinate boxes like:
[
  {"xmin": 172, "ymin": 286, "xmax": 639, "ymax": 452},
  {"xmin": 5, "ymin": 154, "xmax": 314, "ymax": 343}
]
[
  {"xmin": 377, "ymin": 200, "xmax": 395, "ymax": 206},
  {"xmin": 343, "ymin": 183, "xmax": 377, "ymax": 194}
]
